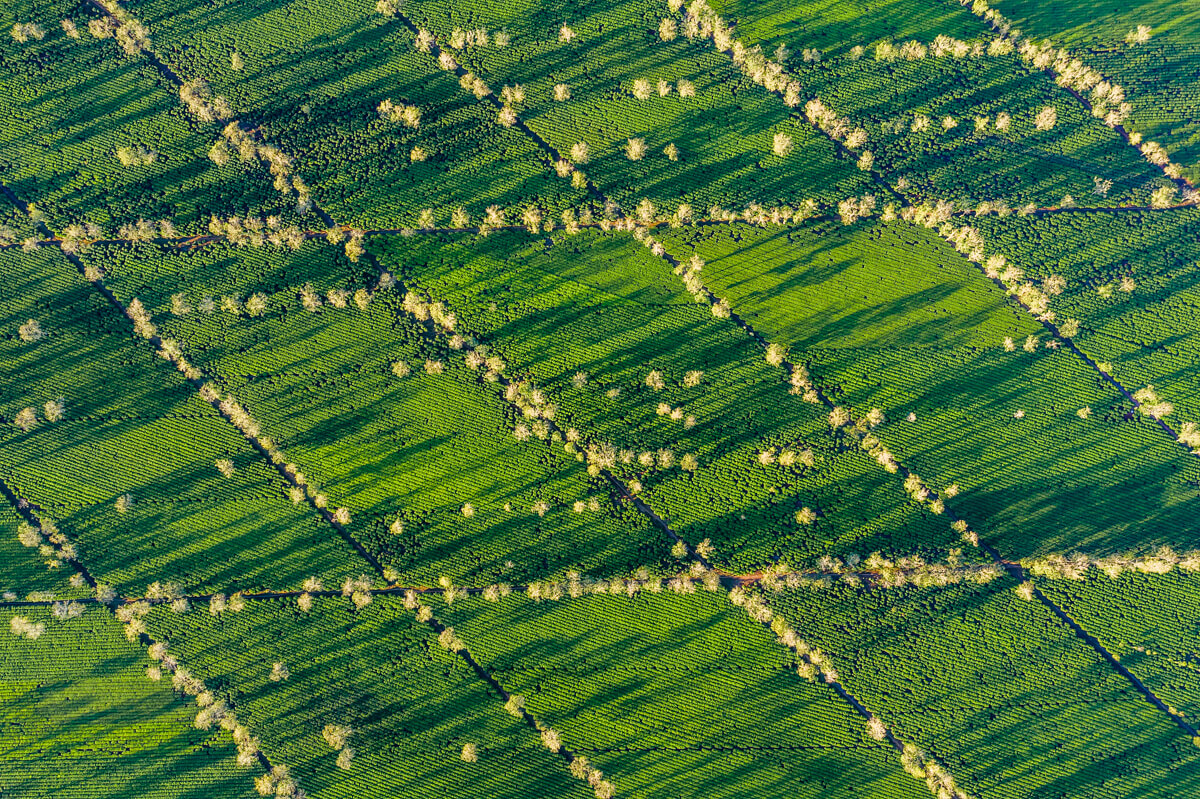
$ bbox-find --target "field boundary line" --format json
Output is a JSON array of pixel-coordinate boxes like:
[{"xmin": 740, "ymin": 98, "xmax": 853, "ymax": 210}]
[{"xmin": 12, "ymin": 202, "xmax": 1200, "ymax": 255}]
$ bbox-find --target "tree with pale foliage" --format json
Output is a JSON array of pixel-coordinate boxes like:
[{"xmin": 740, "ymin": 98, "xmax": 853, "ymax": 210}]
[
  {"xmin": 504, "ymin": 694, "xmax": 525, "ymax": 717},
  {"xmin": 14, "ymin": 407, "xmax": 38, "ymax": 432},
  {"xmin": 11, "ymin": 22, "xmax": 46, "ymax": 42},
  {"xmin": 10, "ymin": 616, "xmax": 45, "ymax": 639},
  {"xmin": 1133, "ymin": 385, "xmax": 1172, "ymax": 419},
  {"xmin": 461, "ymin": 742, "xmax": 478, "ymax": 762},
  {"xmin": 559, "ymin": 25, "xmax": 576, "ymax": 43},
  {"xmin": 1125, "ymin": 24, "xmax": 1152, "ymax": 46},
  {"xmin": 626, "ymin": 138, "xmax": 646, "ymax": 160},
  {"xmin": 772, "ymin": 132, "xmax": 793, "ymax": 157},
  {"xmin": 18, "ymin": 319, "xmax": 44, "ymax": 343},
  {"xmin": 632, "ymin": 79, "xmax": 651, "ymax": 100},
  {"xmin": 323, "ymin": 724, "xmax": 352, "ymax": 749},
  {"xmin": 1034, "ymin": 106, "xmax": 1057, "ymax": 131}
]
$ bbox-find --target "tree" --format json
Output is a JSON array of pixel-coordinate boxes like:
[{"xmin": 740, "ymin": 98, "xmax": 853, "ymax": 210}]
[
  {"xmin": 500, "ymin": 84, "xmax": 526, "ymax": 106},
  {"xmin": 553, "ymin": 83, "xmax": 571, "ymax": 101},
  {"xmin": 11, "ymin": 22, "xmax": 46, "ymax": 42},
  {"xmin": 541, "ymin": 728, "xmax": 563, "ymax": 752},
  {"xmin": 567, "ymin": 141, "xmax": 590, "ymax": 165},
  {"xmin": 461, "ymin": 742, "xmax": 478, "ymax": 762},
  {"xmin": 659, "ymin": 18, "xmax": 677, "ymax": 41},
  {"xmin": 559, "ymin": 25, "xmax": 576, "ymax": 43},
  {"xmin": 18, "ymin": 319, "xmax": 44, "ymax": 343},
  {"xmin": 1034, "ymin": 106, "xmax": 1057, "ymax": 131},
  {"xmin": 772, "ymin": 132, "xmax": 792, "ymax": 157},
  {"xmin": 322, "ymin": 724, "xmax": 352, "ymax": 749},
  {"xmin": 504, "ymin": 694, "xmax": 525, "ymax": 716},
  {"xmin": 13, "ymin": 407, "xmax": 38, "ymax": 432},
  {"xmin": 1134, "ymin": 385, "xmax": 1173, "ymax": 419},
  {"xmin": 1125, "ymin": 24, "xmax": 1152, "ymax": 46},
  {"xmin": 336, "ymin": 747, "xmax": 354, "ymax": 769},
  {"xmin": 632, "ymin": 79, "xmax": 651, "ymax": 100},
  {"xmin": 9, "ymin": 616, "xmax": 45, "ymax": 639}
]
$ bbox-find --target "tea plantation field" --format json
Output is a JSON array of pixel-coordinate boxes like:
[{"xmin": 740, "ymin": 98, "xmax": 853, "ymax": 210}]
[{"xmin": 4, "ymin": 0, "xmax": 1200, "ymax": 795}]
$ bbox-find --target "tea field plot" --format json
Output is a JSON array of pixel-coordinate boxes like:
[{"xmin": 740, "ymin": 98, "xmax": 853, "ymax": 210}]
[
  {"xmin": 1, "ymin": 0, "xmax": 286, "ymax": 235},
  {"xmin": 439, "ymin": 591, "xmax": 930, "ymax": 799},
  {"xmin": 1038, "ymin": 570, "xmax": 1200, "ymax": 729},
  {"xmin": 977, "ymin": 208, "xmax": 1200, "ymax": 427},
  {"xmin": 710, "ymin": 0, "xmax": 1166, "ymax": 208},
  {"xmin": 86, "ymin": 240, "xmax": 667, "ymax": 585},
  {"xmin": 770, "ymin": 579, "xmax": 1200, "ymax": 797},
  {"xmin": 119, "ymin": 0, "xmax": 588, "ymax": 229},
  {"xmin": 144, "ymin": 596, "xmax": 595, "ymax": 799},
  {"xmin": 399, "ymin": 0, "xmax": 872, "ymax": 211},
  {"xmin": 974, "ymin": 0, "xmax": 1200, "ymax": 181}
]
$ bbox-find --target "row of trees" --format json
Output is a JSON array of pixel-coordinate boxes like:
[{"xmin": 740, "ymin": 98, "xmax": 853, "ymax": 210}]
[
  {"xmin": 1027, "ymin": 546, "xmax": 1200, "ymax": 580},
  {"xmin": 629, "ymin": 78, "xmax": 697, "ymax": 100},
  {"xmin": 11, "ymin": 398, "xmax": 65, "ymax": 432}
]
